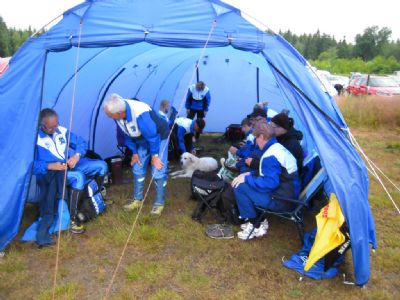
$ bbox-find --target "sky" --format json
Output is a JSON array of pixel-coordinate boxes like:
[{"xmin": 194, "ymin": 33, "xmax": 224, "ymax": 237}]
[{"xmin": 0, "ymin": 0, "xmax": 399, "ymax": 43}]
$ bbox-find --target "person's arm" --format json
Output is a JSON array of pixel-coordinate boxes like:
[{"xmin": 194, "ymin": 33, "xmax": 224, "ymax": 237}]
[
  {"xmin": 185, "ymin": 88, "xmax": 192, "ymax": 110},
  {"xmin": 33, "ymin": 160, "xmax": 49, "ymax": 175},
  {"xmin": 204, "ymin": 90, "xmax": 211, "ymax": 111},
  {"xmin": 68, "ymin": 130, "xmax": 88, "ymax": 157},
  {"xmin": 177, "ymin": 126, "xmax": 187, "ymax": 153},
  {"xmin": 245, "ymin": 156, "xmax": 281, "ymax": 192},
  {"xmin": 137, "ymin": 111, "xmax": 160, "ymax": 155}
]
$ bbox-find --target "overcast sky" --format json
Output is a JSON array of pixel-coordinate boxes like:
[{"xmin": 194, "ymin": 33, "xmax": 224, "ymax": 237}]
[{"xmin": 1, "ymin": 0, "xmax": 399, "ymax": 43}]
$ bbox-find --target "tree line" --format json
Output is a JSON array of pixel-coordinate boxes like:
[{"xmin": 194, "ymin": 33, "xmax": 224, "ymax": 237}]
[
  {"xmin": 0, "ymin": 16, "xmax": 35, "ymax": 57},
  {"xmin": 280, "ymin": 26, "xmax": 400, "ymax": 74},
  {"xmin": 1, "ymin": 15, "xmax": 399, "ymax": 74}
]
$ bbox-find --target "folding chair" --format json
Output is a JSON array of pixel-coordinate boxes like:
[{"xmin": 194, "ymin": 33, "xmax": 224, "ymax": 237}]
[
  {"xmin": 252, "ymin": 167, "xmax": 327, "ymax": 243},
  {"xmin": 190, "ymin": 172, "xmax": 226, "ymax": 223}
]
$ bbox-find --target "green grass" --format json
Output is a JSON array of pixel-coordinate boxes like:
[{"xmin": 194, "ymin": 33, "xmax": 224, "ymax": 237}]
[{"xmin": 2, "ymin": 131, "xmax": 400, "ymax": 299}]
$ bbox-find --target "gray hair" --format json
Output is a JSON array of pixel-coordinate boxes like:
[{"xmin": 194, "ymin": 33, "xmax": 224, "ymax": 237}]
[{"xmin": 103, "ymin": 93, "xmax": 126, "ymax": 113}]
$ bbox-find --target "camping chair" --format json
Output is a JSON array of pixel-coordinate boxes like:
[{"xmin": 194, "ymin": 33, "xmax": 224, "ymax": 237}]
[
  {"xmin": 190, "ymin": 171, "xmax": 226, "ymax": 223},
  {"xmin": 249, "ymin": 160, "xmax": 328, "ymax": 243}
]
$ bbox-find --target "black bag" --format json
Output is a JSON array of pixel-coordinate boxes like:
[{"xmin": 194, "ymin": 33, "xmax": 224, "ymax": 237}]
[
  {"xmin": 190, "ymin": 170, "xmax": 240, "ymax": 225},
  {"xmin": 224, "ymin": 124, "xmax": 245, "ymax": 143},
  {"xmin": 219, "ymin": 185, "xmax": 240, "ymax": 225}
]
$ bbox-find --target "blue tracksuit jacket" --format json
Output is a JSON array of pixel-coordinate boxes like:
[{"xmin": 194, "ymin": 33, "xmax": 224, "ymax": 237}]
[
  {"xmin": 117, "ymin": 99, "xmax": 169, "ymax": 155},
  {"xmin": 34, "ymin": 126, "xmax": 87, "ymax": 175}
]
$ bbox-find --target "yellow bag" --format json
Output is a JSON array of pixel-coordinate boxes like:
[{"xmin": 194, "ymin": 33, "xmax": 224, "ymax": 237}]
[{"xmin": 304, "ymin": 193, "xmax": 345, "ymax": 271}]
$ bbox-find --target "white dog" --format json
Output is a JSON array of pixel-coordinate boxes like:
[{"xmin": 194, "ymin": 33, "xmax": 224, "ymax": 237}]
[{"xmin": 170, "ymin": 152, "xmax": 218, "ymax": 179}]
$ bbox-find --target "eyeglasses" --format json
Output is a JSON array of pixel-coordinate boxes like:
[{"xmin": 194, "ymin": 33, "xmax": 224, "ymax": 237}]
[{"xmin": 41, "ymin": 123, "xmax": 59, "ymax": 132}]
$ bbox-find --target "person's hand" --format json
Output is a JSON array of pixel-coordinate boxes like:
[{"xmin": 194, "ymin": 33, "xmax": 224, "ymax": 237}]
[
  {"xmin": 238, "ymin": 141, "xmax": 245, "ymax": 147},
  {"xmin": 67, "ymin": 154, "xmax": 80, "ymax": 169},
  {"xmin": 229, "ymin": 146, "xmax": 238, "ymax": 155},
  {"xmin": 245, "ymin": 157, "xmax": 253, "ymax": 166},
  {"xmin": 231, "ymin": 172, "xmax": 249, "ymax": 188},
  {"xmin": 151, "ymin": 155, "xmax": 164, "ymax": 171},
  {"xmin": 48, "ymin": 162, "xmax": 68, "ymax": 171},
  {"xmin": 131, "ymin": 154, "xmax": 142, "ymax": 167},
  {"xmin": 192, "ymin": 136, "xmax": 196, "ymax": 143}
]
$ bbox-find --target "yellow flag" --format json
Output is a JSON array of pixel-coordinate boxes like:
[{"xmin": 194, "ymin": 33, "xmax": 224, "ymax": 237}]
[{"xmin": 304, "ymin": 193, "xmax": 345, "ymax": 271}]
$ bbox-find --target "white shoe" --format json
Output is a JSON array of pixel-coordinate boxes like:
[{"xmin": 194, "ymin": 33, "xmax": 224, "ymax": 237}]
[
  {"xmin": 237, "ymin": 223, "xmax": 267, "ymax": 240},
  {"xmin": 240, "ymin": 218, "xmax": 268, "ymax": 230}
]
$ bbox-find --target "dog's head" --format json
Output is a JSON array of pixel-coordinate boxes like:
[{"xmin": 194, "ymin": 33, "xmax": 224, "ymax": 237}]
[{"xmin": 180, "ymin": 152, "xmax": 197, "ymax": 169}]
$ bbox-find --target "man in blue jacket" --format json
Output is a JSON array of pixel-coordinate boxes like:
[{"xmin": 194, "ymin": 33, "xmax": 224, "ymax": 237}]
[
  {"xmin": 232, "ymin": 123, "xmax": 301, "ymax": 240},
  {"xmin": 185, "ymin": 81, "xmax": 211, "ymax": 119},
  {"xmin": 103, "ymin": 94, "xmax": 169, "ymax": 215},
  {"xmin": 34, "ymin": 109, "xmax": 108, "ymax": 242}
]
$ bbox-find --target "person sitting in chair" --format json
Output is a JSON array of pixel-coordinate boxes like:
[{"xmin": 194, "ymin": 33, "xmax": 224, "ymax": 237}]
[
  {"xmin": 231, "ymin": 123, "xmax": 300, "ymax": 240},
  {"xmin": 34, "ymin": 108, "xmax": 108, "ymax": 236}
]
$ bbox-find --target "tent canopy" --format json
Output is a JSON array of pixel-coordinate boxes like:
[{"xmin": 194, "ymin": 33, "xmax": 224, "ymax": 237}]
[{"xmin": 0, "ymin": 0, "xmax": 375, "ymax": 286}]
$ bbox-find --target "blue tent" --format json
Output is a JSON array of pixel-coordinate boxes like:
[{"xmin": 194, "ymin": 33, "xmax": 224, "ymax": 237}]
[{"xmin": 0, "ymin": 0, "xmax": 376, "ymax": 285}]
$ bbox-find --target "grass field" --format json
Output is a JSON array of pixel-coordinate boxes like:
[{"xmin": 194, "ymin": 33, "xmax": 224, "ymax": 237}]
[{"xmin": 0, "ymin": 96, "xmax": 399, "ymax": 299}]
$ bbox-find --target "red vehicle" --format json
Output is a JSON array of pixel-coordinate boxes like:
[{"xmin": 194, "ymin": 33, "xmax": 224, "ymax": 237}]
[
  {"xmin": 349, "ymin": 75, "xmax": 400, "ymax": 96},
  {"xmin": 0, "ymin": 57, "xmax": 10, "ymax": 77}
]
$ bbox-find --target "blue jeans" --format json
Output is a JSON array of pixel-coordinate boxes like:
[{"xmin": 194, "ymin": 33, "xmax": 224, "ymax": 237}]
[
  {"xmin": 67, "ymin": 157, "xmax": 108, "ymax": 190},
  {"xmin": 132, "ymin": 139, "xmax": 168, "ymax": 206}
]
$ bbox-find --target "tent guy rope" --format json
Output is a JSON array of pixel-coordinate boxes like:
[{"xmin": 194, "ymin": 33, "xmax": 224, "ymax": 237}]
[
  {"xmin": 52, "ymin": 19, "xmax": 84, "ymax": 300},
  {"xmin": 103, "ymin": 17, "xmax": 218, "ymax": 299}
]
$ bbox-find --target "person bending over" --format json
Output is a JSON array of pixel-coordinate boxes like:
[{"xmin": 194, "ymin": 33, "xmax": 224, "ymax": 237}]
[{"xmin": 103, "ymin": 94, "xmax": 169, "ymax": 216}]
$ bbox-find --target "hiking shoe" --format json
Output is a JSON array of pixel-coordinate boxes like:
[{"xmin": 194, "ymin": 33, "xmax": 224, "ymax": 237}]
[
  {"xmin": 123, "ymin": 199, "xmax": 142, "ymax": 211},
  {"xmin": 70, "ymin": 221, "xmax": 85, "ymax": 234},
  {"xmin": 240, "ymin": 218, "xmax": 269, "ymax": 230},
  {"xmin": 237, "ymin": 223, "xmax": 267, "ymax": 240},
  {"xmin": 150, "ymin": 205, "xmax": 164, "ymax": 216},
  {"xmin": 205, "ymin": 224, "xmax": 234, "ymax": 240}
]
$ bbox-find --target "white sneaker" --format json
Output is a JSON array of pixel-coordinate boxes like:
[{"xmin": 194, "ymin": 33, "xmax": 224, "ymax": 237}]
[
  {"xmin": 237, "ymin": 223, "xmax": 267, "ymax": 240},
  {"xmin": 240, "ymin": 219, "xmax": 269, "ymax": 230}
]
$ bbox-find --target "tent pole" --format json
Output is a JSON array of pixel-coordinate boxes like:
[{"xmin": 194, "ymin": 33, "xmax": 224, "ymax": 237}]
[
  {"xmin": 256, "ymin": 67, "xmax": 260, "ymax": 103},
  {"xmin": 196, "ymin": 67, "xmax": 199, "ymax": 82},
  {"xmin": 91, "ymin": 68, "xmax": 126, "ymax": 150}
]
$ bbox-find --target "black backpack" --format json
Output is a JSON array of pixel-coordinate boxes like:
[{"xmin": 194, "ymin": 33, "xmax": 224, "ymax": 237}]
[
  {"xmin": 78, "ymin": 180, "xmax": 106, "ymax": 222},
  {"xmin": 190, "ymin": 170, "xmax": 240, "ymax": 225}
]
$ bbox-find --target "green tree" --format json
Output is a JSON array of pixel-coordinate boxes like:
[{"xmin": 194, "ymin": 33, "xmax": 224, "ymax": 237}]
[
  {"xmin": 354, "ymin": 26, "xmax": 392, "ymax": 60},
  {"xmin": 0, "ymin": 16, "xmax": 11, "ymax": 56}
]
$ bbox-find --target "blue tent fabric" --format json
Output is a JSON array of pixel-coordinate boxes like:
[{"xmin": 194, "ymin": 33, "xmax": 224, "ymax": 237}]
[
  {"xmin": 283, "ymin": 229, "xmax": 345, "ymax": 280},
  {"xmin": 0, "ymin": 0, "xmax": 375, "ymax": 286},
  {"xmin": 20, "ymin": 199, "xmax": 71, "ymax": 242}
]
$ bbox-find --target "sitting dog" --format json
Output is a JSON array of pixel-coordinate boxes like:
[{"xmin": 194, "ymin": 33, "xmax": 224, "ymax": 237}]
[{"xmin": 170, "ymin": 152, "xmax": 218, "ymax": 179}]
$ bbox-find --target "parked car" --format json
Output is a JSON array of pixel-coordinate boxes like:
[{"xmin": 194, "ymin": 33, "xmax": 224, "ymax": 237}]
[
  {"xmin": 349, "ymin": 75, "xmax": 400, "ymax": 96},
  {"xmin": 0, "ymin": 57, "xmax": 10, "ymax": 77},
  {"xmin": 346, "ymin": 74, "xmax": 363, "ymax": 95}
]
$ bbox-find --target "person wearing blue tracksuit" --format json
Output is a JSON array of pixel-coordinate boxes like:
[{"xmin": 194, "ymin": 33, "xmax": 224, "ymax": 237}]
[
  {"xmin": 34, "ymin": 108, "xmax": 108, "ymax": 240},
  {"xmin": 185, "ymin": 81, "xmax": 211, "ymax": 120},
  {"xmin": 232, "ymin": 123, "xmax": 301, "ymax": 240},
  {"xmin": 171, "ymin": 117, "xmax": 205, "ymax": 159},
  {"xmin": 103, "ymin": 94, "xmax": 170, "ymax": 216}
]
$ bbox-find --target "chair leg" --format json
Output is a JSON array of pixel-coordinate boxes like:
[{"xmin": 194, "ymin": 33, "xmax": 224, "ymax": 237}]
[{"xmin": 295, "ymin": 220, "xmax": 305, "ymax": 244}]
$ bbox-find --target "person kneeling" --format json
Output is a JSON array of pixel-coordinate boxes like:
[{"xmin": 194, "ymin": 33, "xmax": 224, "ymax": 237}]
[{"xmin": 231, "ymin": 123, "xmax": 300, "ymax": 240}]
